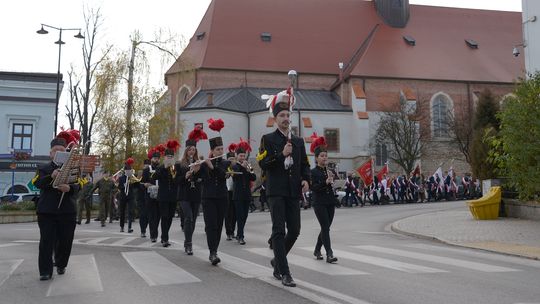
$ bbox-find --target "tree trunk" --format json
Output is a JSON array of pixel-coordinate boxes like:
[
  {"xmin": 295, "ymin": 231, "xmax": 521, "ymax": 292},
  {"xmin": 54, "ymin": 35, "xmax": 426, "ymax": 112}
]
[{"xmin": 125, "ymin": 40, "xmax": 137, "ymax": 160}]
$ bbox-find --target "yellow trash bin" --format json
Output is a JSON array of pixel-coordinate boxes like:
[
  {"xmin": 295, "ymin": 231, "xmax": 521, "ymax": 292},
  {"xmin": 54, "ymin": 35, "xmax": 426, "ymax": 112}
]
[{"xmin": 467, "ymin": 186, "xmax": 501, "ymax": 220}]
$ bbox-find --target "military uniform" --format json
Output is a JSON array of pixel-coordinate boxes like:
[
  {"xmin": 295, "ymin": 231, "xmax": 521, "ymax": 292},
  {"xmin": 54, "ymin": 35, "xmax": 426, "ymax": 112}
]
[
  {"xmin": 92, "ymin": 176, "xmax": 115, "ymax": 226},
  {"xmin": 118, "ymin": 173, "xmax": 138, "ymax": 232},
  {"xmin": 232, "ymin": 162, "xmax": 256, "ymax": 244},
  {"xmin": 310, "ymin": 165, "xmax": 337, "ymax": 261},
  {"xmin": 77, "ymin": 178, "xmax": 94, "ymax": 224},
  {"xmin": 142, "ymin": 164, "xmax": 160, "ymax": 241}
]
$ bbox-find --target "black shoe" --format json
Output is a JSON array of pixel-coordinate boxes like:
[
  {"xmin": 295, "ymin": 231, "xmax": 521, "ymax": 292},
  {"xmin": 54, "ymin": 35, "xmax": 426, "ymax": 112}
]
[
  {"xmin": 314, "ymin": 250, "xmax": 323, "ymax": 260},
  {"xmin": 109, "ymin": 220, "xmax": 113, "ymax": 223},
  {"xmin": 185, "ymin": 244, "xmax": 193, "ymax": 255},
  {"xmin": 128, "ymin": 229, "xmax": 133, "ymax": 233},
  {"xmin": 39, "ymin": 274, "xmax": 52, "ymax": 281},
  {"xmin": 238, "ymin": 238, "xmax": 246, "ymax": 245},
  {"xmin": 101, "ymin": 223, "xmax": 106, "ymax": 227},
  {"xmin": 151, "ymin": 238, "xmax": 157, "ymax": 243},
  {"xmin": 326, "ymin": 255, "xmax": 338, "ymax": 263},
  {"xmin": 77, "ymin": 221, "xmax": 81, "ymax": 225},
  {"xmin": 162, "ymin": 241, "xmax": 170, "ymax": 247},
  {"xmin": 209, "ymin": 253, "xmax": 221, "ymax": 265},
  {"xmin": 120, "ymin": 227, "xmax": 124, "ymax": 232},
  {"xmin": 85, "ymin": 220, "xmax": 90, "ymax": 224},
  {"xmin": 141, "ymin": 233, "xmax": 146, "ymax": 238},
  {"xmin": 281, "ymin": 274, "xmax": 296, "ymax": 287},
  {"xmin": 226, "ymin": 234, "xmax": 232, "ymax": 241},
  {"xmin": 57, "ymin": 267, "xmax": 66, "ymax": 275},
  {"xmin": 270, "ymin": 258, "xmax": 281, "ymax": 280}
]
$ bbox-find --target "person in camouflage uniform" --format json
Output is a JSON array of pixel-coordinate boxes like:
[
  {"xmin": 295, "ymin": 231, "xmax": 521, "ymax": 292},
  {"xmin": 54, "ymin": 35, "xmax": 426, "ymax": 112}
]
[
  {"xmin": 77, "ymin": 175, "xmax": 94, "ymax": 225},
  {"xmin": 92, "ymin": 171, "xmax": 116, "ymax": 227}
]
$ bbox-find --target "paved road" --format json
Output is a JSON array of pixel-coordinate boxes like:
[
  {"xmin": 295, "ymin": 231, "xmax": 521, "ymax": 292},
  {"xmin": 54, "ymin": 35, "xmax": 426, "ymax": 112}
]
[{"xmin": 1, "ymin": 201, "xmax": 539, "ymax": 304}]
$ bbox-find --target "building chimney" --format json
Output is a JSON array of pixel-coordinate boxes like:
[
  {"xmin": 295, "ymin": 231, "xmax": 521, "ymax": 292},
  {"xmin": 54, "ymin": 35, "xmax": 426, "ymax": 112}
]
[{"xmin": 206, "ymin": 92, "xmax": 214, "ymax": 106}]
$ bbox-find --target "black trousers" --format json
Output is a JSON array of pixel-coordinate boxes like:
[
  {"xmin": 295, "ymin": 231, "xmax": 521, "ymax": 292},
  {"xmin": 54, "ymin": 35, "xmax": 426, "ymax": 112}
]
[
  {"xmin": 146, "ymin": 198, "xmax": 160, "ymax": 239},
  {"xmin": 180, "ymin": 200, "xmax": 200, "ymax": 245},
  {"xmin": 313, "ymin": 204, "xmax": 335, "ymax": 256},
  {"xmin": 202, "ymin": 198, "xmax": 227, "ymax": 254},
  {"xmin": 268, "ymin": 196, "xmax": 301, "ymax": 276},
  {"xmin": 234, "ymin": 200, "xmax": 250, "ymax": 239},
  {"xmin": 38, "ymin": 213, "xmax": 76, "ymax": 276},
  {"xmin": 177, "ymin": 202, "xmax": 185, "ymax": 229},
  {"xmin": 119, "ymin": 197, "xmax": 134, "ymax": 229},
  {"xmin": 159, "ymin": 200, "xmax": 177, "ymax": 242},
  {"xmin": 137, "ymin": 197, "xmax": 148, "ymax": 234},
  {"xmin": 225, "ymin": 191, "xmax": 236, "ymax": 236}
]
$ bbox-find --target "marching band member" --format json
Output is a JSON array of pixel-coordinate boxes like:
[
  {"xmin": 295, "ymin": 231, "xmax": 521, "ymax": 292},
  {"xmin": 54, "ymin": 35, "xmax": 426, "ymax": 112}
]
[
  {"xmin": 196, "ymin": 118, "xmax": 229, "ymax": 265},
  {"xmin": 33, "ymin": 130, "xmax": 80, "ymax": 280},
  {"xmin": 118, "ymin": 158, "xmax": 139, "ymax": 233},
  {"xmin": 258, "ymin": 87, "xmax": 310, "ymax": 287},
  {"xmin": 142, "ymin": 145, "xmax": 163, "ymax": 242},
  {"xmin": 309, "ymin": 134, "xmax": 338, "ymax": 263},
  {"xmin": 152, "ymin": 140, "xmax": 181, "ymax": 247},
  {"xmin": 231, "ymin": 138, "xmax": 257, "ymax": 245},
  {"xmin": 178, "ymin": 127, "xmax": 207, "ymax": 255},
  {"xmin": 224, "ymin": 143, "xmax": 237, "ymax": 241}
]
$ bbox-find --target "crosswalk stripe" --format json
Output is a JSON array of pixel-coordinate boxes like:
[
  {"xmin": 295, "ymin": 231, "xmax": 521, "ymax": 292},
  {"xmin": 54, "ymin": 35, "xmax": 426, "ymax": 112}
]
[
  {"xmin": 85, "ymin": 237, "xmax": 111, "ymax": 245},
  {"xmin": 301, "ymin": 248, "xmax": 447, "ymax": 273},
  {"xmin": 0, "ymin": 243, "xmax": 24, "ymax": 248},
  {"xmin": 0, "ymin": 259, "xmax": 23, "ymax": 288},
  {"xmin": 46, "ymin": 254, "xmax": 103, "ymax": 296},
  {"xmin": 354, "ymin": 245, "xmax": 520, "ymax": 272},
  {"xmin": 136, "ymin": 241, "xmax": 159, "ymax": 248},
  {"xmin": 403, "ymin": 243, "xmax": 540, "ymax": 269},
  {"xmin": 110, "ymin": 237, "xmax": 137, "ymax": 246},
  {"xmin": 121, "ymin": 251, "xmax": 200, "ymax": 286},
  {"xmin": 246, "ymin": 248, "xmax": 369, "ymax": 276},
  {"xmin": 191, "ymin": 247, "xmax": 373, "ymax": 304}
]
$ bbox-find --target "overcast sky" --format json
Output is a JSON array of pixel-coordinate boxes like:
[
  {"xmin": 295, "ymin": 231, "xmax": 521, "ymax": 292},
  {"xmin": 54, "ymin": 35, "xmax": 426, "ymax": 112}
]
[{"xmin": 0, "ymin": 0, "xmax": 522, "ymax": 130}]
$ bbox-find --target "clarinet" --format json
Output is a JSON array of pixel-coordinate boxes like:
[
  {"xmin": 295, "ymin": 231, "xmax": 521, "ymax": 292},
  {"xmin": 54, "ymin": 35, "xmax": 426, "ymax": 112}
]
[{"xmin": 189, "ymin": 157, "xmax": 196, "ymax": 189}]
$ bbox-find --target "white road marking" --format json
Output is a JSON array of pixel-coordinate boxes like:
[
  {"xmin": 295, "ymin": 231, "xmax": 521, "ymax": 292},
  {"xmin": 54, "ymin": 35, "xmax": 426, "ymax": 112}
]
[
  {"xmin": 0, "ymin": 259, "xmax": 23, "ymax": 287},
  {"xmin": 46, "ymin": 254, "xmax": 103, "ymax": 296},
  {"xmin": 354, "ymin": 245, "xmax": 520, "ymax": 272},
  {"xmin": 121, "ymin": 251, "xmax": 200, "ymax": 286},
  {"xmin": 85, "ymin": 237, "xmax": 112, "ymax": 245},
  {"xmin": 109, "ymin": 237, "xmax": 137, "ymax": 246},
  {"xmin": 0, "ymin": 243, "xmax": 24, "ymax": 248},
  {"xmin": 246, "ymin": 248, "xmax": 369, "ymax": 276},
  {"xmin": 13, "ymin": 240, "xmax": 39, "ymax": 243},
  {"xmin": 302, "ymin": 247, "xmax": 447, "ymax": 273},
  {"xmin": 404, "ymin": 243, "xmax": 540, "ymax": 269}
]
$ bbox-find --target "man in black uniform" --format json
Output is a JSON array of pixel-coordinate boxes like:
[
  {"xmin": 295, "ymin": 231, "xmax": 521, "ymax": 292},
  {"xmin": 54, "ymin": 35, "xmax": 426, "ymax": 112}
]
[
  {"xmin": 137, "ymin": 159, "xmax": 151, "ymax": 237},
  {"xmin": 196, "ymin": 130, "xmax": 229, "ymax": 265},
  {"xmin": 258, "ymin": 89, "xmax": 310, "ymax": 287},
  {"xmin": 152, "ymin": 140, "xmax": 180, "ymax": 247},
  {"xmin": 232, "ymin": 139, "xmax": 256, "ymax": 245},
  {"xmin": 224, "ymin": 145, "xmax": 236, "ymax": 241},
  {"xmin": 33, "ymin": 132, "xmax": 80, "ymax": 280},
  {"xmin": 118, "ymin": 158, "xmax": 139, "ymax": 233},
  {"xmin": 142, "ymin": 147, "xmax": 162, "ymax": 242}
]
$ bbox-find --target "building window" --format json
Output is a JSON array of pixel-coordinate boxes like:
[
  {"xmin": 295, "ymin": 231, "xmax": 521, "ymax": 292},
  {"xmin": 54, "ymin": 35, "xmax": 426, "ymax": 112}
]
[
  {"xmin": 324, "ymin": 128, "xmax": 339, "ymax": 152},
  {"xmin": 431, "ymin": 94, "xmax": 451, "ymax": 138},
  {"xmin": 375, "ymin": 143, "xmax": 388, "ymax": 166},
  {"xmin": 12, "ymin": 123, "xmax": 32, "ymax": 150}
]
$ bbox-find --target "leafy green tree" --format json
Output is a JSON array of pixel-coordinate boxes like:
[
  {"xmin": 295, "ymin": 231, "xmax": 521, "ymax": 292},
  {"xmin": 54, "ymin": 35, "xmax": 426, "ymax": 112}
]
[
  {"xmin": 470, "ymin": 89, "xmax": 499, "ymax": 179},
  {"xmin": 496, "ymin": 73, "xmax": 540, "ymax": 200}
]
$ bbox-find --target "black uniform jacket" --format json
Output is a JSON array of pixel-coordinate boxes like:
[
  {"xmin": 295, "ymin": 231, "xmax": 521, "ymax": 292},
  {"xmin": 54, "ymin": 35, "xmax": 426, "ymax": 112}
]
[
  {"xmin": 258, "ymin": 129, "xmax": 310, "ymax": 198},
  {"xmin": 177, "ymin": 162, "xmax": 202, "ymax": 202},
  {"xmin": 152, "ymin": 164, "xmax": 180, "ymax": 202},
  {"xmin": 33, "ymin": 161, "xmax": 80, "ymax": 215},
  {"xmin": 232, "ymin": 163, "xmax": 256, "ymax": 201},
  {"xmin": 197, "ymin": 158, "xmax": 229, "ymax": 200},
  {"xmin": 118, "ymin": 174, "xmax": 139, "ymax": 201},
  {"xmin": 141, "ymin": 165, "xmax": 158, "ymax": 201},
  {"xmin": 310, "ymin": 166, "xmax": 336, "ymax": 206}
]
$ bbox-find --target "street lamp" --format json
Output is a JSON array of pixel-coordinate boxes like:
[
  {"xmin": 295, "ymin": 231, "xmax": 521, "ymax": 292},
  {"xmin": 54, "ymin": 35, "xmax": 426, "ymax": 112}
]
[{"xmin": 36, "ymin": 24, "xmax": 84, "ymax": 136}]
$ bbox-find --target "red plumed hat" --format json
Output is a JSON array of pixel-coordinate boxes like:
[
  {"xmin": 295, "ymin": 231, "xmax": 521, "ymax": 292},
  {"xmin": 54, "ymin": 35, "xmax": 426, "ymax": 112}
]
[
  {"xmin": 155, "ymin": 144, "xmax": 166, "ymax": 155},
  {"xmin": 310, "ymin": 134, "xmax": 327, "ymax": 155},
  {"xmin": 236, "ymin": 137, "xmax": 252, "ymax": 154},
  {"xmin": 147, "ymin": 147, "xmax": 156, "ymax": 160},
  {"xmin": 207, "ymin": 118, "xmax": 224, "ymax": 132},
  {"xmin": 164, "ymin": 140, "xmax": 180, "ymax": 156},
  {"xmin": 188, "ymin": 128, "xmax": 208, "ymax": 142},
  {"xmin": 67, "ymin": 129, "xmax": 81, "ymax": 143},
  {"xmin": 228, "ymin": 143, "xmax": 237, "ymax": 153}
]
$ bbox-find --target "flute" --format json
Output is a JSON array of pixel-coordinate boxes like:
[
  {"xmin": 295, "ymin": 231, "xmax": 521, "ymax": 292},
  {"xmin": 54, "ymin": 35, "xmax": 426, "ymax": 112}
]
[{"xmin": 188, "ymin": 154, "xmax": 225, "ymax": 167}]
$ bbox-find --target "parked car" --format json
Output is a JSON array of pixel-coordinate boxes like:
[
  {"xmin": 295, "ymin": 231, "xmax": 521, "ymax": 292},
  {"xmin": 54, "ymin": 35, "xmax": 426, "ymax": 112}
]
[{"xmin": 0, "ymin": 194, "xmax": 23, "ymax": 203}]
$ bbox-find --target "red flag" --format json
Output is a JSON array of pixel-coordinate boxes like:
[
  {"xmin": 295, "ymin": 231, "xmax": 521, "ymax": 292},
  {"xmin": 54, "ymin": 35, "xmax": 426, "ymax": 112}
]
[
  {"xmin": 356, "ymin": 159, "xmax": 373, "ymax": 185},
  {"xmin": 376, "ymin": 163, "xmax": 388, "ymax": 181},
  {"xmin": 410, "ymin": 164, "xmax": 421, "ymax": 177}
]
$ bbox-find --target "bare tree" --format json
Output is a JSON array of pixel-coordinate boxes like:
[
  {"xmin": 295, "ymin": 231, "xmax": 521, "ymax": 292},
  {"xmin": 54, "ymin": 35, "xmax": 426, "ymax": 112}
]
[
  {"xmin": 446, "ymin": 96, "xmax": 474, "ymax": 165},
  {"xmin": 374, "ymin": 97, "xmax": 429, "ymax": 174},
  {"xmin": 74, "ymin": 7, "xmax": 112, "ymax": 155}
]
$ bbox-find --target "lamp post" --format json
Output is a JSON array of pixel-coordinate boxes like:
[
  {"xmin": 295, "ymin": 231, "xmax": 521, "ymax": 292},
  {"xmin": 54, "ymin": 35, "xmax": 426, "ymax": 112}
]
[{"xmin": 36, "ymin": 24, "xmax": 84, "ymax": 136}]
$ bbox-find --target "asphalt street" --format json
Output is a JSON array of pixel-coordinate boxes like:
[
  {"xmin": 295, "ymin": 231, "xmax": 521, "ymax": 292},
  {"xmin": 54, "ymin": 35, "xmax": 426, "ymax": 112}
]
[{"xmin": 1, "ymin": 201, "xmax": 539, "ymax": 304}]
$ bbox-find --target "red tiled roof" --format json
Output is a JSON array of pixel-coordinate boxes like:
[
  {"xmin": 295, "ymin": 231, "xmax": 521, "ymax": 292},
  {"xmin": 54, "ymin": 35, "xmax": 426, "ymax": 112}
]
[{"xmin": 167, "ymin": 0, "xmax": 524, "ymax": 83}]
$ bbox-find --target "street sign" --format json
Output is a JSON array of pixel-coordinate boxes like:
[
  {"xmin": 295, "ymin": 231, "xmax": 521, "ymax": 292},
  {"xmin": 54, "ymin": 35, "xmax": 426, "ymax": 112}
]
[{"xmin": 27, "ymin": 180, "xmax": 39, "ymax": 192}]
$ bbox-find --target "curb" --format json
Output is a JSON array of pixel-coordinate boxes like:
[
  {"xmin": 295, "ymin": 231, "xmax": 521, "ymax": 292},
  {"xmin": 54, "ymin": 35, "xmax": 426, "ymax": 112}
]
[{"xmin": 391, "ymin": 215, "xmax": 540, "ymax": 261}]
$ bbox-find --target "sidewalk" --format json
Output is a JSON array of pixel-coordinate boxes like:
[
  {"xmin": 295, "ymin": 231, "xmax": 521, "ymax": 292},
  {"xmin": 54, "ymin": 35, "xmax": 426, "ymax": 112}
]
[{"xmin": 391, "ymin": 205, "xmax": 540, "ymax": 260}]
